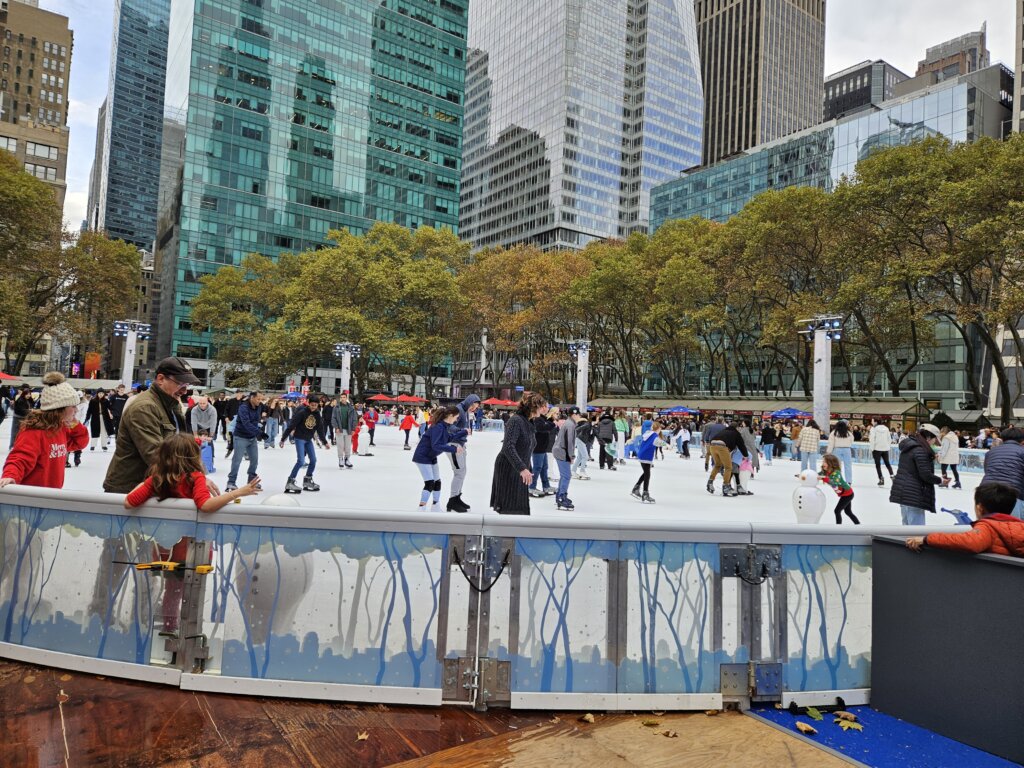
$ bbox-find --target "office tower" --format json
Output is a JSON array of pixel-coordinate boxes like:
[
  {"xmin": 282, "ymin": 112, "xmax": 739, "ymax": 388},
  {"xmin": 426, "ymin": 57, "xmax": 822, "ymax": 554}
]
[
  {"xmin": 84, "ymin": 98, "xmax": 106, "ymax": 232},
  {"xmin": 155, "ymin": 0, "xmax": 468, "ymax": 380},
  {"xmin": 824, "ymin": 60, "xmax": 908, "ymax": 121},
  {"xmin": 0, "ymin": 0, "xmax": 72, "ymax": 208},
  {"xmin": 1015, "ymin": 3, "xmax": 1023, "ymax": 133},
  {"xmin": 651, "ymin": 64, "xmax": 1012, "ymax": 227},
  {"xmin": 695, "ymin": 0, "xmax": 825, "ymax": 167},
  {"xmin": 916, "ymin": 23, "xmax": 989, "ymax": 81},
  {"xmin": 458, "ymin": 0, "xmax": 704, "ymax": 251},
  {"xmin": 89, "ymin": 0, "xmax": 170, "ymax": 249}
]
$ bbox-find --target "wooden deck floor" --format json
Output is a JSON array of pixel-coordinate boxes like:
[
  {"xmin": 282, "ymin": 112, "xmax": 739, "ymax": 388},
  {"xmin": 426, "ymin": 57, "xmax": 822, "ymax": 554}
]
[{"xmin": 0, "ymin": 660, "xmax": 848, "ymax": 767}]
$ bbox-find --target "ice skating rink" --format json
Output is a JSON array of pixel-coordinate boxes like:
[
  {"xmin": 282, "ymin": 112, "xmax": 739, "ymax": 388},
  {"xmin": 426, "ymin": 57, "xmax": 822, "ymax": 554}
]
[{"xmin": 10, "ymin": 419, "xmax": 978, "ymax": 528}]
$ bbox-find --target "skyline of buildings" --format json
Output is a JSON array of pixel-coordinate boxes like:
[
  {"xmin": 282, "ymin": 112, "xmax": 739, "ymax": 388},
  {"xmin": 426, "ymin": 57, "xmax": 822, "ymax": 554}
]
[
  {"xmin": 823, "ymin": 59, "xmax": 908, "ymax": 121},
  {"xmin": 458, "ymin": 0, "xmax": 704, "ymax": 251}
]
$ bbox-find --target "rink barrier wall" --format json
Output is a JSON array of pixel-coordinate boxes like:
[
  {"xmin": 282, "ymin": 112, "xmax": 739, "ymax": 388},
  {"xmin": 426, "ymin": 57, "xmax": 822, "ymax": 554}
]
[{"xmin": 0, "ymin": 484, "xmax": 958, "ymax": 710}]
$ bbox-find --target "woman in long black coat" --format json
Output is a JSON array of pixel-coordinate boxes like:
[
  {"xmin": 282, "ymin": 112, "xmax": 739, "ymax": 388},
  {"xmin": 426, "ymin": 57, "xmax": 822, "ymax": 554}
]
[
  {"xmin": 491, "ymin": 392, "xmax": 548, "ymax": 515},
  {"xmin": 85, "ymin": 390, "xmax": 115, "ymax": 450}
]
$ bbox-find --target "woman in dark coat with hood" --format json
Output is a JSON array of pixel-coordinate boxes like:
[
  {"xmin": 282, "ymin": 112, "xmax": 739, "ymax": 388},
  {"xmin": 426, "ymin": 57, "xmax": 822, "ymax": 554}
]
[
  {"xmin": 490, "ymin": 392, "xmax": 547, "ymax": 515},
  {"xmin": 889, "ymin": 423, "xmax": 947, "ymax": 525}
]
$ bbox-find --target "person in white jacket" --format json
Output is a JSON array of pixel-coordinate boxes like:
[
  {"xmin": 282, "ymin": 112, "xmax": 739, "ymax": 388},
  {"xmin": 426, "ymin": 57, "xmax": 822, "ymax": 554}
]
[
  {"xmin": 938, "ymin": 427, "xmax": 962, "ymax": 489},
  {"xmin": 869, "ymin": 419, "xmax": 895, "ymax": 486}
]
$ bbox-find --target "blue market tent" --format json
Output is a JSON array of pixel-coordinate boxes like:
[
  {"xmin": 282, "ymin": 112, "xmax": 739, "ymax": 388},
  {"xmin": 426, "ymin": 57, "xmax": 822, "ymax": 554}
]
[
  {"xmin": 657, "ymin": 405, "xmax": 699, "ymax": 416},
  {"xmin": 282, "ymin": 391, "xmax": 305, "ymax": 400},
  {"xmin": 771, "ymin": 407, "xmax": 812, "ymax": 419}
]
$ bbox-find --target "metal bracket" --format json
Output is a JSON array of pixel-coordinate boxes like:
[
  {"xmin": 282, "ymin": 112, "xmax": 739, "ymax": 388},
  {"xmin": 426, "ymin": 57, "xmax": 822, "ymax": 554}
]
[
  {"xmin": 175, "ymin": 539, "xmax": 212, "ymax": 673},
  {"xmin": 720, "ymin": 663, "xmax": 749, "ymax": 697},
  {"xmin": 442, "ymin": 656, "xmax": 478, "ymax": 703},
  {"xmin": 720, "ymin": 545, "xmax": 782, "ymax": 585},
  {"xmin": 720, "ymin": 661, "xmax": 783, "ymax": 702},
  {"xmin": 479, "ymin": 658, "xmax": 511, "ymax": 705}
]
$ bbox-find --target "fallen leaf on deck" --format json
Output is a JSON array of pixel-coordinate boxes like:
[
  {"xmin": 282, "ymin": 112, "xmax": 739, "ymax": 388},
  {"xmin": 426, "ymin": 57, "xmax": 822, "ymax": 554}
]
[
  {"xmin": 705, "ymin": 709, "xmax": 720, "ymax": 716},
  {"xmin": 651, "ymin": 711, "xmax": 665, "ymax": 716},
  {"xmin": 660, "ymin": 730, "xmax": 678, "ymax": 738},
  {"xmin": 835, "ymin": 719, "xmax": 863, "ymax": 732},
  {"xmin": 806, "ymin": 707, "xmax": 823, "ymax": 721},
  {"xmin": 375, "ymin": 703, "xmax": 390, "ymax": 712},
  {"xmin": 795, "ymin": 721, "xmax": 817, "ymax": 735},
  {"xmin": 641, "ymin": 720, "xmax": 661, "ymax": 728},
  {"xmin": 23, "ymin": 676, "xmax": 35, "ymax": 684},
  {"xmin": 59, "ymin": 674, "xmax": 72, "ymax": 682},
  {"xmin": 549, "ymin": 716, "xmax": 560, "ymax": 724},
  {"xmin": 356, "ymin": 731, "xmax": 369, "ymax": 741},
  {"xmin": 579, "ymin": 713, "xmax": 595, "ymax": 724},
  {"xmin": 57, "ymin": 691, "xmax": 69, "ymax": 704},
  {"xmin": 835, "ymin": 711, "xmax": 858, "ymax": 722}
]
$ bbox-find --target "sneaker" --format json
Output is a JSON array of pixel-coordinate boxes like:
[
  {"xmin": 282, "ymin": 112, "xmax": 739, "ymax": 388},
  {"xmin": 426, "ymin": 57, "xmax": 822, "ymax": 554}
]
[{"xmin": 225, "ymin": 482, "xmax": 238, "ymax": 492}]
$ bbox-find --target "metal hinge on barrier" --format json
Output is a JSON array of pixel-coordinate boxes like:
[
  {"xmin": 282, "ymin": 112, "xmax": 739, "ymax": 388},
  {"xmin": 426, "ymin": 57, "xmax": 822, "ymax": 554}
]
[
  {"xmin": 720, "ymin": 662, "xmax": 783, "ymax": 701},
  {"xmin": 720, "ymin": 545, "xmax": 782, "ymax": 585},
  {"xmin": 443, "ymin": 657, "xmax": 510, "ymax": 704}
]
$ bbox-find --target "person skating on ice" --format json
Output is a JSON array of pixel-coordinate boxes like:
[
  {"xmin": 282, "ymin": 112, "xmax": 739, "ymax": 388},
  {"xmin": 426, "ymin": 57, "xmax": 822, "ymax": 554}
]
[
  {"xmin": 446, "ymin": 394, "xmax": 480, "ymax": 512},
  {"xmin": 551, "ymin": 407, "xmax": 582, "ymax": 510},
  {"xmin": 413, "ymin": 406, "xmax": 466, "ymax": 512},
  {"xmin": 632, "ymin": 420, "xmax": 666, "ymax": 503},
  {"xmin": 280, "ymin": 396, "xmax": 329, "ymax": 493}
]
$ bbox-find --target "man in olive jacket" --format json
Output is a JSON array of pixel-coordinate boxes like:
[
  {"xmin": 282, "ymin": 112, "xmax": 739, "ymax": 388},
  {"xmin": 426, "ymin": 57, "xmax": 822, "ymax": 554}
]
[{"xmin": 103, "ymin": 358, "xmax": 220, "ymax": 496}]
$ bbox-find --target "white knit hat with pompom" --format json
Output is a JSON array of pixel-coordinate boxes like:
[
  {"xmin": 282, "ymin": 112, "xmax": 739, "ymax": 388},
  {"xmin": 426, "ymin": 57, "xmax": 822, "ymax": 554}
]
[{"xmin": 38, "ymin": 372, "xmax": 80, "ymax": 411}]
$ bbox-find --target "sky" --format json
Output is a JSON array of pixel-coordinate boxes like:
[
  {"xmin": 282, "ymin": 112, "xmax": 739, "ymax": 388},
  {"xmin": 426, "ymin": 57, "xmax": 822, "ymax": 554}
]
[{"xmin": 38, "ymin": 0, "xmax": 1017, "ymax": 230}]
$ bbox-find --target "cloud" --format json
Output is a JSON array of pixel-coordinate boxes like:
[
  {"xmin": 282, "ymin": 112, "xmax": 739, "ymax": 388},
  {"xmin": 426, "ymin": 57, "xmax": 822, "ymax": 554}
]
[{"xmin": 63, "ymin": 190, "xmax": 88, "ymax": 231}]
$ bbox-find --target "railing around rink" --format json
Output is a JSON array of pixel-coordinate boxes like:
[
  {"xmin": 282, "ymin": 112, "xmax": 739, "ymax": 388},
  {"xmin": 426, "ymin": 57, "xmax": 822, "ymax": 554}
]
[{"xmin": 0, "ymin": 485, "xmax": 955, "ymax": 710}]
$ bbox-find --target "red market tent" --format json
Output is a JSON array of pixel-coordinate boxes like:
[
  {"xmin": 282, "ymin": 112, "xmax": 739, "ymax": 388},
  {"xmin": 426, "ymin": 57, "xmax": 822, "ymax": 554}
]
[
  {"xmin": 395, "ymin": 394, "xmax": 426, "ymax": 403},
  {"xmin": 481, "ymin": 397, "xmax": 506, "ymax": 405},
  {"xmin": 0, "ymin": 371, "xmax": 22, "ymax": 381},
  {"xmin": 367, "ymin": 393, "xmax": 394, "ymax": 402}
]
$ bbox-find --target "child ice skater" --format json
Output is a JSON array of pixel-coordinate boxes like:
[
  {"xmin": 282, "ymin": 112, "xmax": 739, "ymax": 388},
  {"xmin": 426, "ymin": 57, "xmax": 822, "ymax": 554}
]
[
  {"xmin": 412, "ymin": 406, "xmax": 465, "ymax": 512},
  {"xmin": 819, "ymin": 453, "xmax": 860, "ymax": 525},
  {"xmin": 400, "ymin": 410, "xmax": 419, "ymax": 450},
  {"xmin": 906, "ymin": 483, "xmax": 1024, "ymax": 555},
  {"xmin": 631, "ymin": 421, "xmax": 666, "ymax": 503}
]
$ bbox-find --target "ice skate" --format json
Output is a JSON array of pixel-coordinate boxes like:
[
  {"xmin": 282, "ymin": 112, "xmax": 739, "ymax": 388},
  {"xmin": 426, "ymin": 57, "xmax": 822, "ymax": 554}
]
[
  {"xmin": 556, "ymin": 495, "xmax": 575, "ymax": 510},
  {"xmin": 302, "ymin": 477, "xmax": 320, "ymax": 492},
  {"xmin": 630, "ymin": 485, "xmax": 642, "ymax": 500},
  {"xmin": 284, "ymin": 478, "xmax": 302, "ymax": 494},
  {"xmin": 225, "ymin": 482, "xmax": 238, "ymax": 492},
  {"xmin": 403, "ymin": 444, "xmax": 411, "ymax": 450},
  {"xmin": 723, "ymin": 486, "xmax": 737, "ymax": 497},
  {"xmin": 706, "ymin": 479, "xmax": 715, "ymax": 495},
  {"xmin": 529, "ymin": 488, "xmax": 545, "ymax": 498},
  {"xmin": 543, "ymin": 488, "xmax": 556, "ymax": 496},
  {"xmin": 345, "ymin": 460, "xmax": 354, "ymax": 468},
  {"xmin": 641, "ymin": 492, "xmax": 655, "ymax": 504}
]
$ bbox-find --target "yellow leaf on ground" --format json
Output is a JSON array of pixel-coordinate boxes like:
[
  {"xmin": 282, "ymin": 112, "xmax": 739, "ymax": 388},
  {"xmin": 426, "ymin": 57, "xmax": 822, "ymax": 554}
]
[
  {"xmin": 356, "ymin": 731, "xmax": 369, "ymax": 741},
  {"xmin": 835, "ymin": 719, "xmax": 864, "ymax": 732},
  {"xmin": 835, "ymin": 711, "xmax": 858, "ymax": 722},
  {"xmin": 641, "ymin": 720, "xmax": 661, "ymax": 728},
  {"xmin": 579, "ymin": 713, "xmax": 595, "ymax": 724},
  {"xmin": 795, "ymin": 721, "xmax": 818, "ymax": 735},
  {"xmin": 660, "ymin": 730, "xmax": 679, "ymax": 738}
]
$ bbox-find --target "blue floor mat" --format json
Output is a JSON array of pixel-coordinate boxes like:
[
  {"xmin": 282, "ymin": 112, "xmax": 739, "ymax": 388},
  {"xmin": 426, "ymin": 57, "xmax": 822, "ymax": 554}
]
[{"xmin": 750, "ymin": 705, "xmax": 1021, "ymax": 767}]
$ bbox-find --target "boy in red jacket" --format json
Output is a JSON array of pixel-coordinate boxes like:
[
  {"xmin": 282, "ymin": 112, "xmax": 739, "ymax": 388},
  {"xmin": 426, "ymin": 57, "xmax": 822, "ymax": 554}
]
[
  {"xmin": 0, "ymin": 373, "xmax": 88, "ymax": 490},
  {"xmin": 906, "ymin": 483, "xmax": 1024, "ymax": 557}
]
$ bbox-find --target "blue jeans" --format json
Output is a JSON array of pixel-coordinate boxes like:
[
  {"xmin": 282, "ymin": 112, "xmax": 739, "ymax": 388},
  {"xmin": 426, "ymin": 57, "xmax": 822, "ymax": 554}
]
[
  {"xmin": 228, "ymin": 435, "xmax": 259, "ymax": 485},
  {"xmin": 900, "ymin": 505, "xmax": 926, "ymax": 525},
  {"xmin": 530, "ymin": 452, "xmax": 550, "ymax": 490},
  {"xmin": 264, "ymin": 417, "xmax": 279, "ymax": 447},
  {"xmin": 1013, "ymin": 498, "xmax": 1024, "ymax": 520},
  {"xmin": 800, "ymin": 450, "xmax": 816, "ymax": 473},
  {"xmin": 833, "ymin": 447, "xmax": 853, "ymax": 484},
  {"xmin": 556, "ymin": 459, "xmax": 572, "ymax": 497},
  {"xmin": 289, "ymin": 439, "xmax": 316, "ymax": 480},
  {"xmin": 572, "ymin": 438, "xmax": 588, "ymax": 475}
]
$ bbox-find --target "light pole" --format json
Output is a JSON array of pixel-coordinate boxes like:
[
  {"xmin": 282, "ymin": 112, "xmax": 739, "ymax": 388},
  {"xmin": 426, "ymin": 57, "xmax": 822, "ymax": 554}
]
[
  {"xmin": 332, "ymin": 342, "xmax": 361, "ymax": 395},
  {"xmin": 112, "ymin": 320, "xmax": 151, "ymax": 389},
  {"xmin": 567, "ymin": 339, "xmax": 591, "ymax": 412},
  {"xmin": 798, "ymin": 315, "xmax": 843, "ymax": 434}
]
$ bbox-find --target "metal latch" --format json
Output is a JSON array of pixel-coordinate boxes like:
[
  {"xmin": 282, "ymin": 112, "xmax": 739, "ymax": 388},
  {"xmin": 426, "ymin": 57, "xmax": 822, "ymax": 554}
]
[{"xmin": 720, "ymin": 545, "xmax": 782, "ymax": 585}]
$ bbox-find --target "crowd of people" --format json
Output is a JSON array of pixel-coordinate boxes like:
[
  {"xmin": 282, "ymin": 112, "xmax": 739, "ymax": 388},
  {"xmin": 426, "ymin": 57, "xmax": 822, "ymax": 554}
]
[{"xmin": 1, "ymin": 358, "xmax": 1023, "ymax": 556}]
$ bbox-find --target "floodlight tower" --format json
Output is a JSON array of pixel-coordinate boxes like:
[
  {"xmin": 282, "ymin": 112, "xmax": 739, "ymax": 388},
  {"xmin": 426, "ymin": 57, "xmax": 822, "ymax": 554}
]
[
  {"xmin": 567, "ymin": 339, "xmax": 591, "ymax": 412},
  {"xmin": 112, "ymin": 320, "xmax": 152, "ymax": 389},
  {"xmin": 798, "ymin": 316, "xmax": 844, "ymax": 434},
  {"xmin": 332, "ymin": 342, "xmax": 361, "ymax": 394}
]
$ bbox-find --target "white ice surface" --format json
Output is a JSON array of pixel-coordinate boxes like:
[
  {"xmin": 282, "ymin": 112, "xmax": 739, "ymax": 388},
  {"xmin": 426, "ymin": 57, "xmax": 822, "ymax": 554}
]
[{"xmin": 0, "ymin": 418, "xmax": 978, "ymax": 528}]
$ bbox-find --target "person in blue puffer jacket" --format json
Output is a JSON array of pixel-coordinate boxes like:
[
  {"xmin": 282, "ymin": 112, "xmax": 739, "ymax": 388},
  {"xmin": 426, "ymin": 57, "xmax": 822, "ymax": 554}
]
[
  {"xmin": 631, "ymin": 421, "xmax": 666, "ymax": 504},
  {"xmin": 980, "ymin": 427, "xmax": 1024, "ymax": 518},
  {"xmin": 413, "ymin": 406, "xmax": 467, "ymax": 512}
]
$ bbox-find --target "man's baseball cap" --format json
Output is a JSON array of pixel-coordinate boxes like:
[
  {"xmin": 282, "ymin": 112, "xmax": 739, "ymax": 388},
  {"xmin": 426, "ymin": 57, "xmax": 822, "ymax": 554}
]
[
  {"xmin": 155, "ymin": 356, "xmax": 200, "ymax": 385},
  {"xmin": 565, "ymin": 406, "xmax": 580, "ymax": 415}
]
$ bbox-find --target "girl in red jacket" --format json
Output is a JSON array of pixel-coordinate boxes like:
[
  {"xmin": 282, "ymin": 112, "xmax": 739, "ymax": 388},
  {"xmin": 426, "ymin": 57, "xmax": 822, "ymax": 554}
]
[
  {"xmin": 0, "ymin": 372, "xmax": 88, "ymax": 490},
  {"xmin": 125, "ymin": 433, "xmax": 260, "ymax": 513},
  {"xmin": 399, "ymin": 409, "xmax": 419, "ymax": 450}
]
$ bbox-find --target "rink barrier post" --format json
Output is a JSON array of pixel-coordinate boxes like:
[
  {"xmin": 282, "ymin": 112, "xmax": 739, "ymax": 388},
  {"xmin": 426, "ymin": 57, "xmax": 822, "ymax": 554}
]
[{"xmin": 0, "ymin": 485, "xmax": 955, "ymax": 710}]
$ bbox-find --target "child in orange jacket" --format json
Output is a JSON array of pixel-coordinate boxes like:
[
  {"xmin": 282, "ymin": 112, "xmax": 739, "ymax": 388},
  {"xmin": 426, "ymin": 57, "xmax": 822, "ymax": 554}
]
[
  {"xmin": 906, "ymin": 483, "xmax": 1024, "ymax": 557},
  {"xmin": 399, "ymin": 410, "xmax": 419, "ymax": 450}
]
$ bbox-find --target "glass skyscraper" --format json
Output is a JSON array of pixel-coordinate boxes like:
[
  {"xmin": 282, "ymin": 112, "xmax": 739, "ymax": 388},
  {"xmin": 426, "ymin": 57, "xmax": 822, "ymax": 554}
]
[
  {"xmin": 650, "ymin": 65, "xmax": 1014, "ymax": 227},
  {"xmin": 92, "ymin": 0, "xmax": 170, "ymax": 249},
  {"xmin": 459, "ymin": 0, "xmax": 703, "ymax": 251},
  {"xmin": 156, "ymin": 0, "xmax": 467, "ymax": 373}
]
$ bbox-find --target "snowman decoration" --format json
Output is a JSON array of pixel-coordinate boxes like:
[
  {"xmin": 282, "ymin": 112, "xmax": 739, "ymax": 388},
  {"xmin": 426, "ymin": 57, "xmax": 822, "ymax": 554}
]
[{"xmin": 792, "ymin": 469, "xmax": 826, "ymax": 524}]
